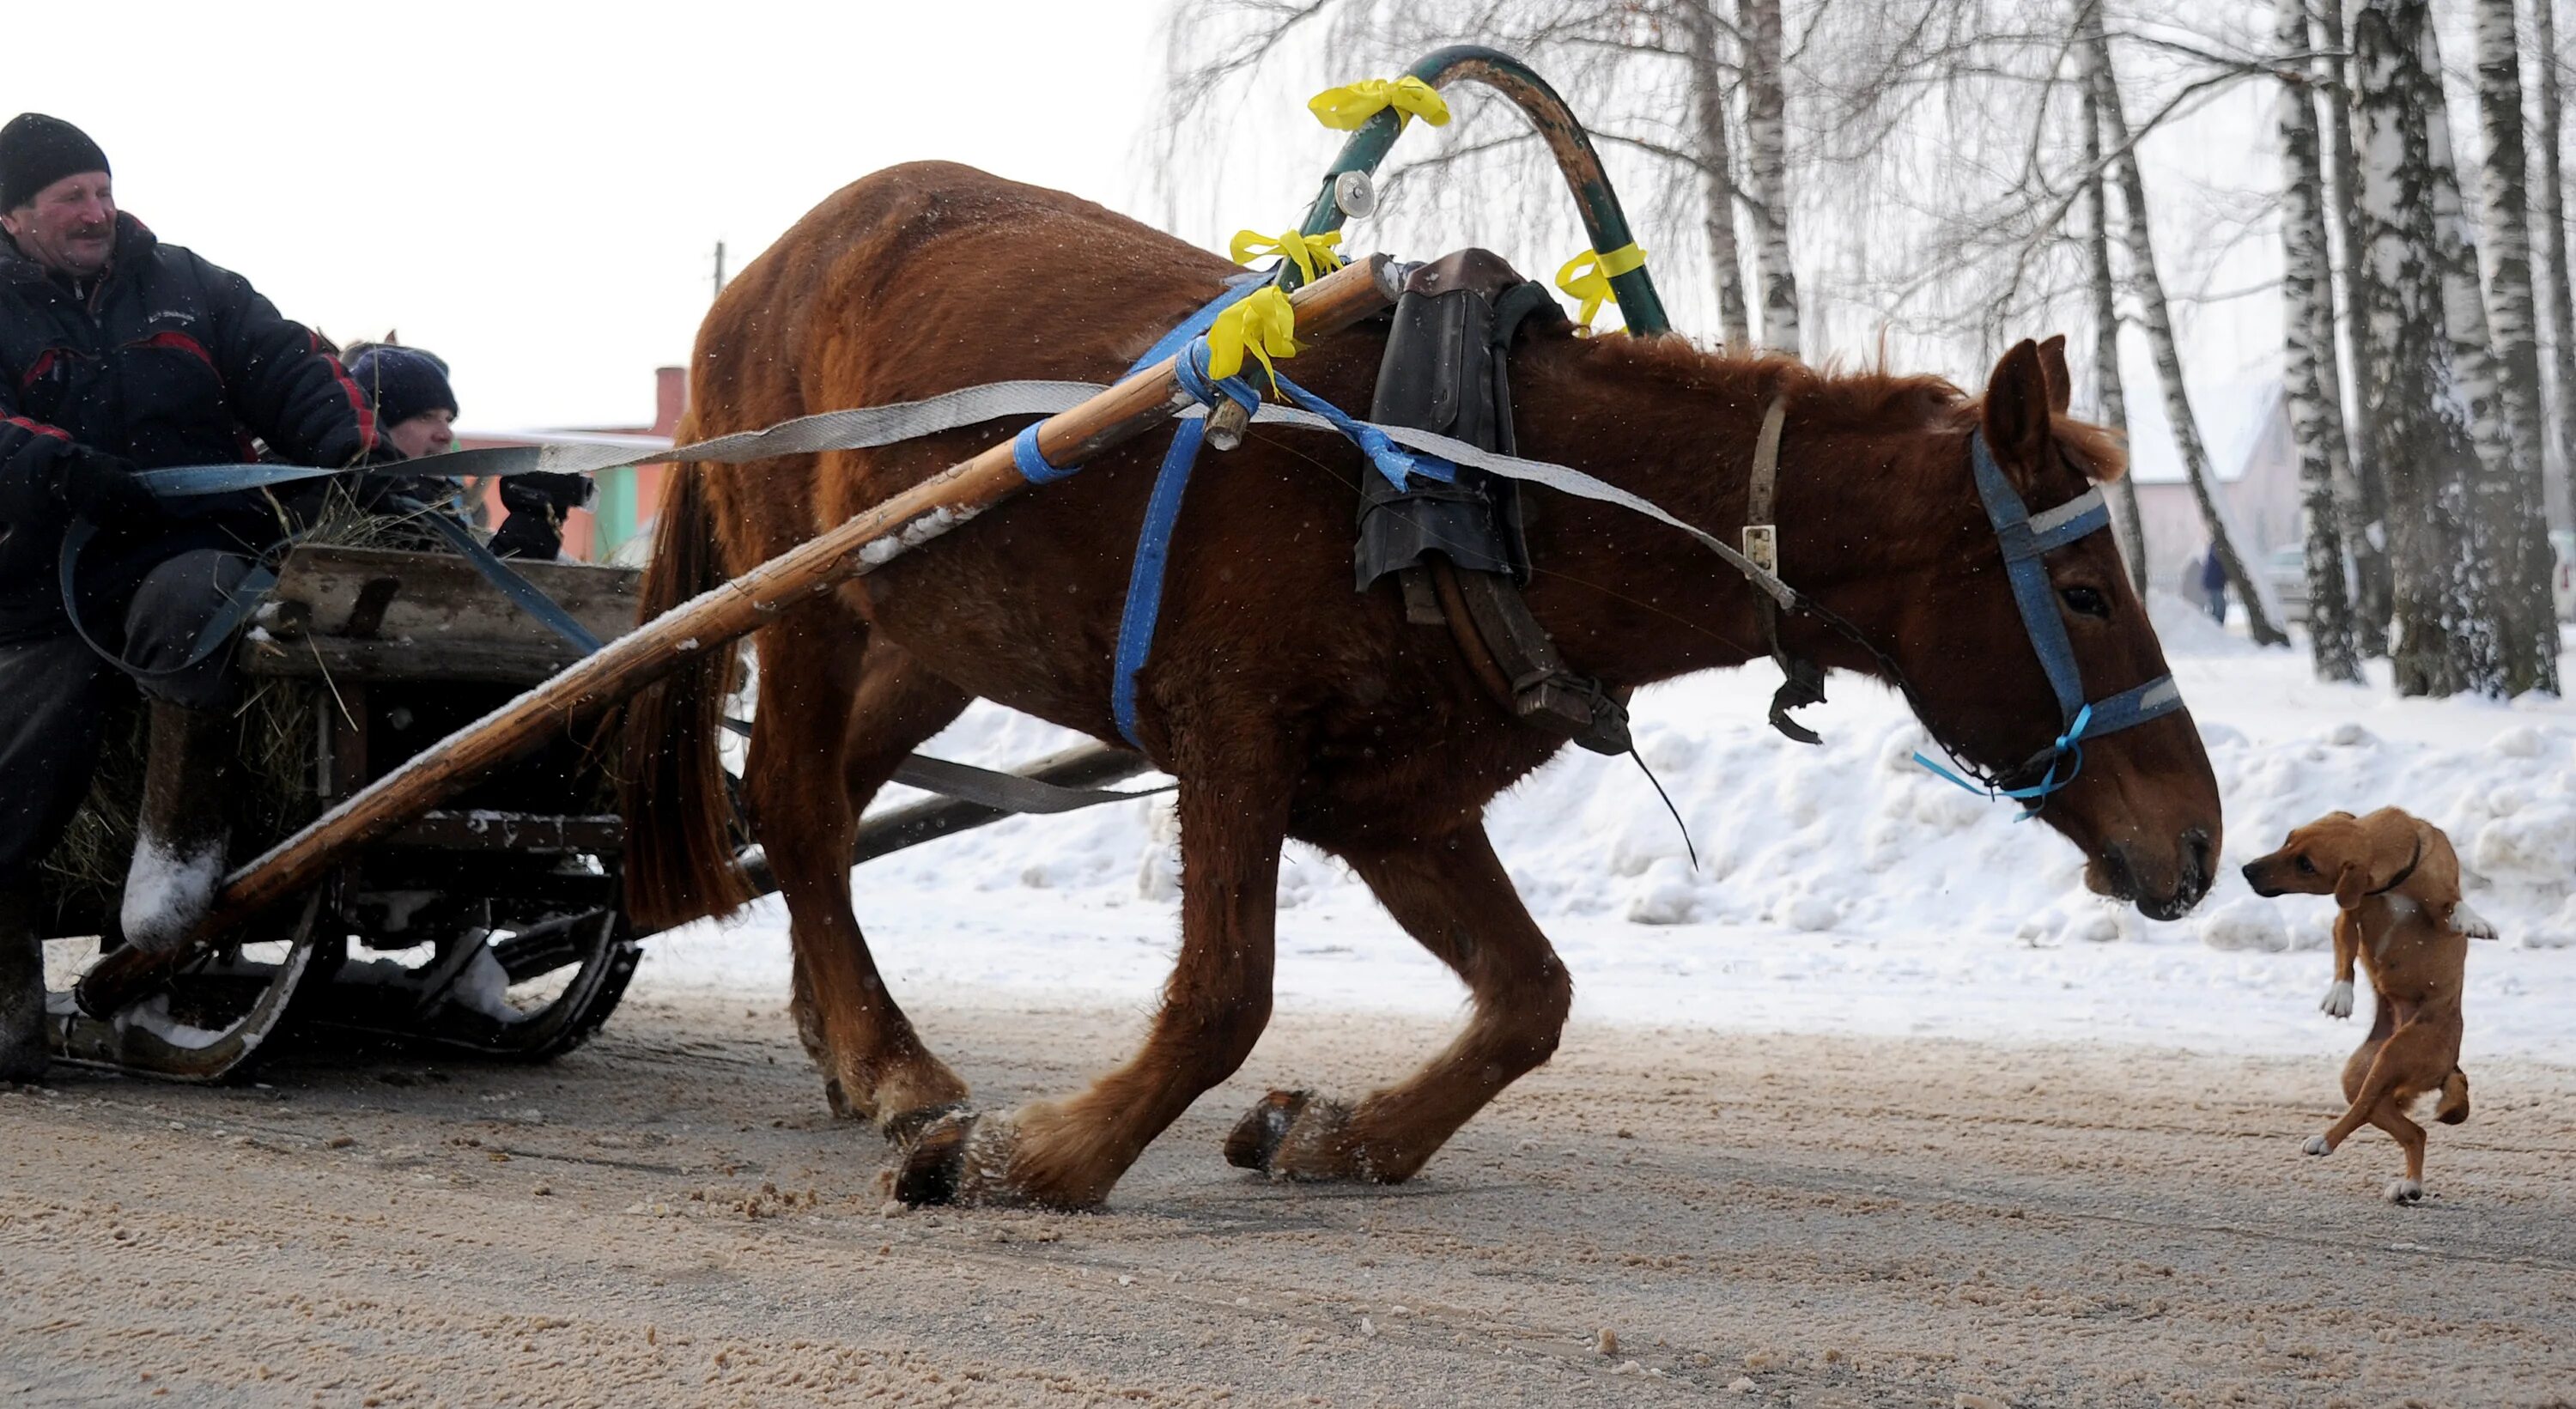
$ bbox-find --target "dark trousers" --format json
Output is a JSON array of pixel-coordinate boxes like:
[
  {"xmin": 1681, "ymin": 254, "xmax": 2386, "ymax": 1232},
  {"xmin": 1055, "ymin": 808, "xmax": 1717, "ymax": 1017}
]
[{"xmin": 0, "ymin": 550, "xmax": 252, "ymax": 888}]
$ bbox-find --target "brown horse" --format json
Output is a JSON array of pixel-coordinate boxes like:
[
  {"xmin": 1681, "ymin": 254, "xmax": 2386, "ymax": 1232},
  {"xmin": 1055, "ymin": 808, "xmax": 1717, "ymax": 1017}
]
[{"xmin": 620, "ymin": 161, "xmax": 2220, "ymax": 1210}]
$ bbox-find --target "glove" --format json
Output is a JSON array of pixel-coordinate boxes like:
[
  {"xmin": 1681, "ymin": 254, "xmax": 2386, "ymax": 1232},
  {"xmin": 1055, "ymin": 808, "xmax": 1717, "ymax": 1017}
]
[
  {"xmin": 500, "ymin": 471, "xmax": 592, "ymax": 519},
  {"xmin": 59, "ymin": 447, "xmax": 162, "ymax": 527}
]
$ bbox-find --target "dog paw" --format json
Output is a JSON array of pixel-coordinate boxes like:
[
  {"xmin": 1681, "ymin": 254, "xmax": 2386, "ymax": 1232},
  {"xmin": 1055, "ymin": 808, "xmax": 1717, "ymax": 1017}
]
[
  {"xmin": 2302, "ymin": 1134, "xmax": 2333, "ymax": 1157},
  {"xmin": 2318, "ymin": 981, "xmax": 2354, "ymax": 1019},
  {"xmin": 2385, "ymin": 1178, "xmax": 2423, "ymax": 1206},
  {"xmin": 2452, "ymin": 902, "xmax": 2497, "ymax": 941}
]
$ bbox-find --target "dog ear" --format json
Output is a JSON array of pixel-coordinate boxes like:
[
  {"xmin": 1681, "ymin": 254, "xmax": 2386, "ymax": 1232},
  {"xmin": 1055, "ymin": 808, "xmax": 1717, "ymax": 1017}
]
[
  {"xmin": 2333, "ymin": 860, "xmax": 2368, "ymax": 910},
  {"xmin": 2416, "ymin": 822, "xmax": 2462, "ymax": 907}
]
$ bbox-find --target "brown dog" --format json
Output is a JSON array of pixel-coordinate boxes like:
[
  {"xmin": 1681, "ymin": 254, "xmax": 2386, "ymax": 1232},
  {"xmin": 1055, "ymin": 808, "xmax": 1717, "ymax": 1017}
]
[{"xmin": 2242, "ymin": 808, "xmax": 2497, "ymax": 1204}]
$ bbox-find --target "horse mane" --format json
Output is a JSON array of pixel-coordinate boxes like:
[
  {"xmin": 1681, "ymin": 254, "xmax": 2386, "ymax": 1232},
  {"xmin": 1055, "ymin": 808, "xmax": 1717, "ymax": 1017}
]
[{"xmin": 1564, "ymin": 331, "xmax": 2130, "ymax": 484}]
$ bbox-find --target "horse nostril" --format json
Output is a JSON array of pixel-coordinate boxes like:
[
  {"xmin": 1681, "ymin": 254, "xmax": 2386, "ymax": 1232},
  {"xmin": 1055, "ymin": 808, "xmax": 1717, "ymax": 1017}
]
[{"xmin": 2180, "ymin": 828, "xmax": 2215, "ymax": 894}]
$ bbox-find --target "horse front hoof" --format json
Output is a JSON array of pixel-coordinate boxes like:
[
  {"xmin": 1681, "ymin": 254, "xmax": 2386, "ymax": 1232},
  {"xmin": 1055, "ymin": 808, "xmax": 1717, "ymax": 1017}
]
[
  {"xmin": 2385, "ymin": 1178, "xmax": 2424, "ymax": 1206},
  {"xmin": 892, "ymin": 1110, "xmax": 977, "ymax": 1206},
  {"xmin": 2302, "ymin": 1134, "xmax": 2333, "ymax": 1157},
  {"xmin": 1225, "ymin": 1090, "xmax": 1366, "ymax": 1181},
  {"xmin": 889, "ymin": 1109, "xmax": 1023, "ymax": 1207},
  {"xmin": 1224, "ymin": 1090, "xmax": 1311, "ymax": 1172}
]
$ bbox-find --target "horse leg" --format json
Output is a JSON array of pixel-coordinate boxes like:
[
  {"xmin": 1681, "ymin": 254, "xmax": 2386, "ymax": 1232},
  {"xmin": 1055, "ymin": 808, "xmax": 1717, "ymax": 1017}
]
[
  {"xmin": 751, "ymin": 618, "xmax": 970, "ymax": 1131},
  {"xmin": 1226, "ymin": 824, "xmax": 1571, "ymax": 1184},
  {"xmin": 895, "ymin": 757, "xmax": 1291, "ymax": 1209}
]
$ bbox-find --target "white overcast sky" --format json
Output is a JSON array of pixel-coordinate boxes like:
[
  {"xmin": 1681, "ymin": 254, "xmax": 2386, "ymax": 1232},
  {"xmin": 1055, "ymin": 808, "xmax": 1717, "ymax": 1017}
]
[
  {"xmin": 15, "ymin": 0, "xmax": 2334, "ymax": 474},
  {"xmin": 12, "ymin": 0, "xmax": 1175, "ymax": 429}
]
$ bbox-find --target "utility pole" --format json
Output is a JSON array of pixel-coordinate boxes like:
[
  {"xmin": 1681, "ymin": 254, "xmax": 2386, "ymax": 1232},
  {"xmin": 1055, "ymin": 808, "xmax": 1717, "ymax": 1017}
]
[{"xmin": 712, "ymin": 240, "xmax": 727, "ymax": 302}]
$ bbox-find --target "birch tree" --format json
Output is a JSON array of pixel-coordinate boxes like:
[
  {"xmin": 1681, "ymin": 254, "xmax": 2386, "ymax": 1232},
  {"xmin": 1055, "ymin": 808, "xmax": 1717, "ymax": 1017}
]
[
  {"xmin": 1739, "ymin": 0, "xmax": 1801, "ymax": 354},
  {"xmin": 2468, "ymin": 0, "xmax": 2560, "ymax": 694},
  {"xmin": 2081, "ymin": 22, "xmax": 2147, "ymax": 597},
  {"xmin": 2349, "ymin": 0, "xmax": 2503, "ymax": 695},
  {"xmin": 2084, "ymin": 18, "xmax": 2290, "ymax": 647},
  {"xmin": 2536, "ymin": 0, "xmax": 2576, "ymax": 530},
  {"xmin": 2313, "ymin": 0, "xmax": 2396, "ymax": 653},
  {"xmin": 2276, "ymin": 0, "xmax": 2361, "ymax": 681},
  {"xmin": 1679, "ymin": 0, "xmax": 1754, "ymax": 344}
]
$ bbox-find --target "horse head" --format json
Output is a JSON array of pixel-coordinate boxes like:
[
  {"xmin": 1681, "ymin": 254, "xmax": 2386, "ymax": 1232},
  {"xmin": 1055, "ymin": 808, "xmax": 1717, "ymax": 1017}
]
[
  {"xmin": 1519, "ymin": 329, "xmax": 2219, "ymax": 921},
  {"xmin": 1834, "ymin": 337, "xmax": 2221, "ymax": 920}
]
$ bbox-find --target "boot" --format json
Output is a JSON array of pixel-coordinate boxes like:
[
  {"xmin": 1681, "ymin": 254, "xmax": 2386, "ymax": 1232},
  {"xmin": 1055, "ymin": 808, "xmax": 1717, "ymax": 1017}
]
[
  {"xmin": 0, "ymin": 884, "xmax": 46, "ymax": 1083},
  {"xmin": 118, "ymin": 701, "xmax": 234, "ymax": 955}
]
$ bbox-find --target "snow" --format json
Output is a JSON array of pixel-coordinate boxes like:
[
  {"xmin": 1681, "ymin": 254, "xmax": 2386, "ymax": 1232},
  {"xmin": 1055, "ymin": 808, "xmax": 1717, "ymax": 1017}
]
[
  {"xmin": 637, "ymin": 609, "xmax": 2576, "ymax": 1066},
  {"xmin": 449, "ymin": 945, "xmax": 520, "ymax": 1023},
  {"xmin": 118, "ymin": 834, "xmax": 227, "ymax": 956},
  {"xmin": 112, "ymin": 993, "xmax": 231, "ymax": 1052}
]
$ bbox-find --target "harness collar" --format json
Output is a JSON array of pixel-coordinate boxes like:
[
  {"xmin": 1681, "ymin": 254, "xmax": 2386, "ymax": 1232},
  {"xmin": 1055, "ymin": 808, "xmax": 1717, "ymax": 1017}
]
[{"xmin": 2368, "ymin": 836, "xmax": 2425, "ymax": 896}]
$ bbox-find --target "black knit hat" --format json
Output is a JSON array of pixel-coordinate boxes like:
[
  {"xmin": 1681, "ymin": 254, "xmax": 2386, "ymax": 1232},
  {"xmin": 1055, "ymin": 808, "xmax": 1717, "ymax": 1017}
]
[
  {"xmin": 346, "ymin": 345, "xmax": 459, "ymax": 427},
  {"xmin": 0, "ymin": 113, "xmax": 110, "ymax": 210}
]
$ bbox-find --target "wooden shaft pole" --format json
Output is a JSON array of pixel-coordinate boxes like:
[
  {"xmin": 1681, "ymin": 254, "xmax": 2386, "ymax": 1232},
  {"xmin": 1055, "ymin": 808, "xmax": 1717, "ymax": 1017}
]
[{"xmin": 80, "ymin": 256, "xmax": 1398, "ymax": 1017}]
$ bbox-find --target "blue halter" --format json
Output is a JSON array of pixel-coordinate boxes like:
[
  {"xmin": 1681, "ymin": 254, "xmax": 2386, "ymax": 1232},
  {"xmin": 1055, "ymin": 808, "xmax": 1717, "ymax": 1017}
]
[{"xmin": 1911, "ymin": 432, "xmax": 2184, "ymax": 809}]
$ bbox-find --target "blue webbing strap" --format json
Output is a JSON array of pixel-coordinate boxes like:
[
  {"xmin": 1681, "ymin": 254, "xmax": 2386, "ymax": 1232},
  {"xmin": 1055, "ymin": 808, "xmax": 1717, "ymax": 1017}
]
[
  {"xmin": 1110, "ymin": 416, "xmax": 1208, "ymax": 743},
  {"xmin": 1126, "ymin": 274, "xmax": 1267, "ymax": 378},
  {"xmin": 1012, "ymin": 423, "xmax": 1079, "ymax": 484},
  {"xmin": 1103, "ymin": 307, "xmax": 1267, "ymax": 744},
  {"xmin": 55, "ymin": 519, "xmax": 279, "ymax": 679},
  {"xmin": 1103, "ymin": 326, "xmax": 1470, "ymax": 746},
  {"xmin": 1911, "ymin": 433, "xmax": 2183, "ymax": 807},
  {"xmin": 401, "ymin": 498, "xmax": 605, "ymax": 653}
]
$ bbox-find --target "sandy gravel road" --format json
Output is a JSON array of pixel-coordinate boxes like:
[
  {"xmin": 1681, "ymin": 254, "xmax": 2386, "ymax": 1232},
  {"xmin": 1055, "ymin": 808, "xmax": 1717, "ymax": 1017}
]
[{"xmin": 3, "ymin": 993, "xmax": 2572, "ymax": 1407}]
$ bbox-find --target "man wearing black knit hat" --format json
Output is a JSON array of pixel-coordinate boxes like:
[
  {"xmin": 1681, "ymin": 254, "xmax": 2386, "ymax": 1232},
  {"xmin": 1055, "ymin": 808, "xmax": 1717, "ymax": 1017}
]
[{"xmin": 0, "ymin": 113, "xmax": 402, "ymax": 1078}]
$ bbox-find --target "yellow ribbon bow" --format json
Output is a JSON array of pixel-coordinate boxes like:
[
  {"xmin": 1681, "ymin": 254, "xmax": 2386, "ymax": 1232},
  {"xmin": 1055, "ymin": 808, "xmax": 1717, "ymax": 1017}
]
[
  {"xmin": 1205, "ymin": 285, "xmax": 1302, "ymax": 391},
  {"xmin": 1307, "ymin": 75, "xmax": 1452, "ymax": 131},
  {"xmin": 1230, "ymin": 227, "xmax": 1346, "ymax": 285},
  {"xmin": 1554, "ymin": 243, "xmax": 1649, "ymax": 330}
]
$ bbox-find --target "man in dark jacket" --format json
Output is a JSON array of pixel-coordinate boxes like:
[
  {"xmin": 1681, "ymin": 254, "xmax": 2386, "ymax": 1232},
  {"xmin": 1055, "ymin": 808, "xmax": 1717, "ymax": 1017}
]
[{"xmin": 0, "ymin": 113, "xmax": 397, "ymax": 1078}]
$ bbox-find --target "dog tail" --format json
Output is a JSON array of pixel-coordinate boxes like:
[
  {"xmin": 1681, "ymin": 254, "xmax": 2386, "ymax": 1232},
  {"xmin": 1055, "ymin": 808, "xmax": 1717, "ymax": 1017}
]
[{"xmin": 2435, "ymin": 1067, "xmax": 2470, "ymax": 1126}]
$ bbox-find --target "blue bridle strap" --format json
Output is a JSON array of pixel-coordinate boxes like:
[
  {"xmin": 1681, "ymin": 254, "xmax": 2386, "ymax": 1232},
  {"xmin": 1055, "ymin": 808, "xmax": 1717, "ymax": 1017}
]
[{"xmin": 1912, "ymin": 432, "xmax": 2184, "ymax": 806}]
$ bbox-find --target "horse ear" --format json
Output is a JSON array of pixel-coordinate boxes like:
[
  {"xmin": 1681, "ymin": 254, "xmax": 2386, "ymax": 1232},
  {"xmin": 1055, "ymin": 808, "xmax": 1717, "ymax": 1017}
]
[
  {"xmin": 1981, "ymin": 340, "xmax": 2053, "ymax": 481},
  {"xmin": 2037, "ymin": 335, "xmax": 2073, "ymax": 414}
]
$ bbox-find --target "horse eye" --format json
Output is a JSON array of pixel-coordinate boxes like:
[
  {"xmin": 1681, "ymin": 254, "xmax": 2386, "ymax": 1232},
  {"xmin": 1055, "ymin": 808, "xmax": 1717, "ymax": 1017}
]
[
  {"xmin": 2059, "ymin": 585, "xmax": 2110, "ymax": 619},
  {"xmin": 2294, "ymin": 855, "xmax": 2317, "ymax": 875}
]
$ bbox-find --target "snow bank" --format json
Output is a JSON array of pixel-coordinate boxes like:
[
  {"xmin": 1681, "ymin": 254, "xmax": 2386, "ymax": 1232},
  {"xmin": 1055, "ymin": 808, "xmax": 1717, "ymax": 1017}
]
[{"xmin": 643, "ymin": 624, "xmax": 2576, "ymax": 1062}]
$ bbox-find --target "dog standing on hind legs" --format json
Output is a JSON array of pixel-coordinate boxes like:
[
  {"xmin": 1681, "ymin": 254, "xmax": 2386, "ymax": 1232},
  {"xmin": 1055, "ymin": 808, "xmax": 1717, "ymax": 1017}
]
[{"xmin": 2243, "ymin": 808, "xmax": 2498, "ymax": 1205}]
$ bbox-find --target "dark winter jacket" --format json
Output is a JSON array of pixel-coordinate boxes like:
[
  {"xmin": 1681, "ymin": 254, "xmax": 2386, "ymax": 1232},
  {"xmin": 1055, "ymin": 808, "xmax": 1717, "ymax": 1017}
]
[{"xmin": 0, "ymin": 213, "xmax": 384, "ymax": 642}]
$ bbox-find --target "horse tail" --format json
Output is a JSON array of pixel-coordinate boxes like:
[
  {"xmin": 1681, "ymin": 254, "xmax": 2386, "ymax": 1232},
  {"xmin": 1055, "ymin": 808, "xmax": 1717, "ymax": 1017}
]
[{"xmin": 619, "ymin": 454, "xmax": 756, "ymax": 931}]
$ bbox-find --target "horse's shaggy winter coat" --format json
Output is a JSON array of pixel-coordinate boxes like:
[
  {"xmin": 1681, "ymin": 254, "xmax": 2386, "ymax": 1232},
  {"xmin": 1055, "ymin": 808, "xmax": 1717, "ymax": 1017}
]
[{"xmin": 621, "ymin": 162, "xmax": 2220, "ymax": 1209}]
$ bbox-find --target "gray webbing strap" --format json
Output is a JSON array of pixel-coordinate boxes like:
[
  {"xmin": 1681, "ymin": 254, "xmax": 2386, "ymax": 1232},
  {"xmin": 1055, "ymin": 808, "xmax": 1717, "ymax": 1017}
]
[
  {"xmin": 1238, "ymin": 405, "xmax": 1799, "ymax": 607},
  {"xmin": 133, "ymin": 380, "xmax": 1120, "ymax": 499},
  {"xmin": 129, "ymin": 382, "xmax": 1800, "ymax": 610},
  {"xmin": 890, "ymin": 754, "xmax": 1170, "ymax": 814}
]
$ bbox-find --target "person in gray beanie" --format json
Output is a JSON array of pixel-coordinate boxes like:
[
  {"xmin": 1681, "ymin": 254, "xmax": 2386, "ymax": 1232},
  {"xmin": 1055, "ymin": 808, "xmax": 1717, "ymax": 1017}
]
[{"xmin": 0, "ymin": 113, "xmax": 404, "ymax": 1077}]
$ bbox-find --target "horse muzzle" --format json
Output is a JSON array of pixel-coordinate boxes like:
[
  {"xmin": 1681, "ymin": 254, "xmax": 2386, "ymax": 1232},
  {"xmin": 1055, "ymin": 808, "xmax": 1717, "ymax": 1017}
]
[{"xmin": 2085, "ymin": 826, "xmax": 2216, "ymax": 921}]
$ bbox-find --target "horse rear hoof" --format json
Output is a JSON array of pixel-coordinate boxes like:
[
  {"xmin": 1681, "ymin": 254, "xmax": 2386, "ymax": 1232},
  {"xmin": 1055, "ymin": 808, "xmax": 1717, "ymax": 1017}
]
[
  {"xmin": 893, "ymin": 1111, "xmax": 976, "ymax": 1206},
  {"xmin": 1224, "ymin": 1090, "xmax": 1311, "ymax": 1172}
]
